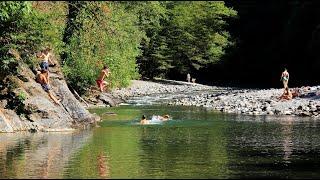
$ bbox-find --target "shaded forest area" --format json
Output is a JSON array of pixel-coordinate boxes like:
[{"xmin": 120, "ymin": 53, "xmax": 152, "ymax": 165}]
[{"xmin": 198, "ymin": 0, "xmax": 320, "ymax": 88}]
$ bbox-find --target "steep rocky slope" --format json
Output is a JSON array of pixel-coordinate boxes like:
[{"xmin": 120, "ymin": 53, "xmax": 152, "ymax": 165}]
[{"xmin": 0, "ymin": 59, "xmax": 100, "ymax": 133}]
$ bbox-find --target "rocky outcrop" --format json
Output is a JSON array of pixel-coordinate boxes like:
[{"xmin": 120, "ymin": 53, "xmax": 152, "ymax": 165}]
[{"xmin": 0, "ymin": 60, "xmax": 100, "ymax": 133}]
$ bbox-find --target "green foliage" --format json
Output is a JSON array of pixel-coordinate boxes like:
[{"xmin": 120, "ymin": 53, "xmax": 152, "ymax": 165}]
[
  {"xmin": 136, "ymin": 1, "xmax": 237, "ymax": 79},
  {"xmin": 0, "ymin": 2, "xmax": 32, "ymax": 77},
  {"xmin": 17, "ymin": 91, "xmax": 26, "ymax": 102},
  {"xmin": 0, "ymin": 1, "xmax": 238, "ymax": 96},
  {"xmin": 124, "ymin": 2, "xmax": 171, "ymax": 79},
  {"xmin": 0, "ymin": 1, "xmax": 66, "ymax": 77},
  {"xmin": 63, "ymin": 2, "xmax": 143, "ymax": 94},
  {"xmin": 166, "ymin": 1, "xmax": 237, "ymax": 74}
]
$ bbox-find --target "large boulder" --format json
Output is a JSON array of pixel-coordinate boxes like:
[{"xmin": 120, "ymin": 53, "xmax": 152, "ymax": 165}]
[
  {"xmin": 0, "ymin": 60, "xmax": 100, "ymax": 133},
  {"xmin": 98, "ymin": 93, "xmax": 124, "ymax": 107}
]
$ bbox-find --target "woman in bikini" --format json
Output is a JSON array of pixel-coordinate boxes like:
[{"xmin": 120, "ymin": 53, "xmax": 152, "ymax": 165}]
[{"xmin": 281, "ymin": 68, "xmax": 289, "ymax": 91}]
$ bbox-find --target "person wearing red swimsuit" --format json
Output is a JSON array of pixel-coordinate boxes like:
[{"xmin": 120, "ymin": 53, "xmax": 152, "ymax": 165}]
[{"xmin": 96, "ymin": 65, "xmax": 111, "ymax": 92}]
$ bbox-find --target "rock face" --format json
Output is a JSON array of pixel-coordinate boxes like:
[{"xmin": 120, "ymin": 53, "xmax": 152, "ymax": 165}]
[{"xmin": 0, "ymin": 62, "xmax": 100, "ymax": 133}]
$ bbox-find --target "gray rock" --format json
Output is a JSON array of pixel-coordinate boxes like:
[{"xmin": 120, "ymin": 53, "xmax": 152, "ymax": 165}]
[
  {"xmin": 0, "ymin": 110, "xmax": 14, "ymax": 133},
  {"xmin": 284, "ymin": 111, "xmax": 292, "ymax": 115},
  {"xmin": 274, "ymin": 109, "xmax": 282, "ymax": 115},
  {"xmin": 267, "ymin": 111, "xmax": 274, "ymax": 115},
  {"xmin": 300, "ymin": 111, "xmax": 311, "ymax": 116}
]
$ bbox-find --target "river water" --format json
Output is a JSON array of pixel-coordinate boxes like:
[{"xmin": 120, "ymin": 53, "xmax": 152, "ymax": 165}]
[{"xmin": 0, "ymin": 96, "xmax": 320, "ymax": 178}]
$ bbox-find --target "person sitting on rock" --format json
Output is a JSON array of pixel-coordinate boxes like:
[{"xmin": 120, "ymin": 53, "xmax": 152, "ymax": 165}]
[
  {"xmin": 140, "ymin": 115, "xmax": 150, "ymax": 125},
  {"xmin": 291, "ymin": 88, "xmax": 301, "ymax": 98},
  {"xmin": 96, "ymin": 65, "xmax": 111, "ymax": 92},
  {"xmin": 279, "ymin": 87, "xmax": 293, "ymax": 101},
  {"xmin": 36, "ymin": 69, "xmax": 60, "ymax": 105}
]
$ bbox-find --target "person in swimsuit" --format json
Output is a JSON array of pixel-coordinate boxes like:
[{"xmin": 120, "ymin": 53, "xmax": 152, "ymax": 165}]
[
  {"xmin": 187, "ymin": 73, "xmax": 191, "ymax": 83},
  {"xmin": 280, "ymin": 68, "xmax": 289, "ymax": 91},
  {"xmin": 36, "ymin": 69, "xmax": 60, "ymax": 104},
  {"xmin": 140, "ymin": 114, "xmax": 170, "ymax": 125},
  {"xmin": 96, "ymin": 65, "xmax": 111, "ymax": 92},
  {"xmin": 37, "ymin": 48, "xmax": 56, "ymax": 84},
  {"xmin": 39, "ymin": 48, "xmax": 55, "ymax": 71}
]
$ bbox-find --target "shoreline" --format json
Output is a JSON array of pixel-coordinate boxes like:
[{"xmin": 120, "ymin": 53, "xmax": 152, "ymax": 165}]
[{"xmin": 85, "ymin": 79, "xmax": 320, "ymax": 118}]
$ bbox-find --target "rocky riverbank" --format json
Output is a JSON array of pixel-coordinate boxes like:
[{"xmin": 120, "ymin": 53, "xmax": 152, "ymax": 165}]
[
  {"xmin": 83, "ymin": 79, "xmax": 227, "ymax": 107},
  {"xmin": 170, "ymin": 86, "xmax": 320, "ymax": 118},
  {"xmin": 0, "ymin": 58, "xmax": 100, "ymax": 133},
  {"xmin": 86, "ymin": 79, "xmax": 320, "ymax": 118}
]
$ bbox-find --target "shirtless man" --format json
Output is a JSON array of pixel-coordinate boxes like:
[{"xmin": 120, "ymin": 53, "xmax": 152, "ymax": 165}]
[
  {"xmin": 96, "ymin": 65, "xmax": 111, "ymax": 92},
  {"xmin": 140, "ymin": 115, "xmax": 150, "ymax": 125},
  {"xmin": 37, "ymin": 48, "xmax": 56, "ymax": 84},
  {"xmin": 36, "ymin": 70, "xmax": 60, "ymax": 104}
]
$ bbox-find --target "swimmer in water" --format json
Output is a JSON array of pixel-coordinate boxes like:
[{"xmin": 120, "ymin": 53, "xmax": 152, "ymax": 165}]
[
  {"xmin": 159, "ymin": 114, "xmax": 170, "ymax": 121},
  {"xmin": 151, "ymin": 114, "xmax": 171, "ymax": 121},
  {"xmin": 140, "ymin": 115, "xmax": 150, "ymax": 125},
  {"xmin": 140, "ymin": 114, "xmax": 171, "ymax": 125}
]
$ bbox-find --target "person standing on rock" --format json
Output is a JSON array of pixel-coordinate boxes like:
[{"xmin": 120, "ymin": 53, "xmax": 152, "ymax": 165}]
[
  {"xmin": 96, "ymin": 65, "xmax": 111, "ymax": 92},
  {"xmin": 281, "ymin": 68, "xmax": 289, "ymax": 90},
  {"xmin": 36, "ymin": 69, "xmax": 60, "ymax": 105},
  {"xmin": 37, "ymin": 47, "xmax": 56, "ymax": 84},
  {"xmin": 187, "ymin": 73, "xmax": 191, "ymax": 83}
]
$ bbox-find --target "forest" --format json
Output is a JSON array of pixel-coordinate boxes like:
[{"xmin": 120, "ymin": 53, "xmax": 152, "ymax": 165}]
[{"xmin": 1, "ymin": 1, "xmax": 319, "ymax": 95}]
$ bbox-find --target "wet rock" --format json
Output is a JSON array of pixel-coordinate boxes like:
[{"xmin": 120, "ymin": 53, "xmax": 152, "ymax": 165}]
[{"xmin": 98, "ymin": 93, "xmax": 118, "ymax": 107}]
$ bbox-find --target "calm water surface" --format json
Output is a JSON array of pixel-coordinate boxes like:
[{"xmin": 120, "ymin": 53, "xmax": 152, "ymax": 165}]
[{"xmin": 1, "ymin": 105, "xmax": 320, "ymax": 178}]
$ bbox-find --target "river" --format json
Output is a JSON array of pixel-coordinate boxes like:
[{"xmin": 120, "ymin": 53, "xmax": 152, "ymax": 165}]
[{"xmin": 0, "ymin": 96, "xmax": 320, "ymax": 178}]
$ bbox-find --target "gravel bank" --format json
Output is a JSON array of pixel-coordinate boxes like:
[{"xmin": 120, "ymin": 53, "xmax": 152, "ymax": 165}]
[
  {"xmin": 89, "ymin": 79, "xmax": 320, "ymax": 118},
  {"xmin": 169, "ymin": 86, "xmax": 320, "ymax": 118}
]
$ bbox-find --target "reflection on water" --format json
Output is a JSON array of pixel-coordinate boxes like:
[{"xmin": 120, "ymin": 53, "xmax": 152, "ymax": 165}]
[
  {"xmin": 0, "ymin": 130, "xmax": 92, "ymax": 179},
  {"xmin": 1, "ymin": 105, "xmax": 320, "ymax": 178}
]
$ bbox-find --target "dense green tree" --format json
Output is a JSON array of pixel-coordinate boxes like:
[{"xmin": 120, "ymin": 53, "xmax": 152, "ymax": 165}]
[
  {"xmin": 62, "ymin": 2, "xmax": 143, "ymax": 94},
  {"xmin": 0, "ymin": 1, "xmax": 64, "ymax": 79},
  {"xmin": 131, "ymin": 1, "xmax": 237, "ymax": 79},
  {"xmin": 164, "ymin": 1, "xmax": 237, "ymax": 78}
]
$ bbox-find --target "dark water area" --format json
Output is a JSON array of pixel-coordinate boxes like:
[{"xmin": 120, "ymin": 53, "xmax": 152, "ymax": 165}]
[{"xmin": 1, "ymin": 105, "xmax": 320, "ymax": 178}]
